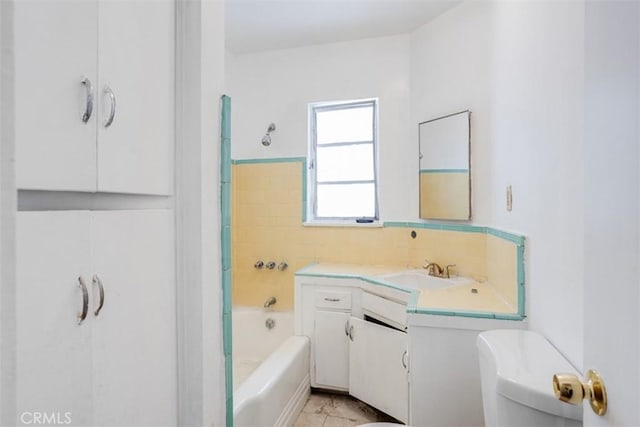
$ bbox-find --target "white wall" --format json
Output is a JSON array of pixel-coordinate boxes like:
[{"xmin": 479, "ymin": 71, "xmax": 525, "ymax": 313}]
[
  {"xmin": 489, "ymin": 0, "xmax": 585, "ymax": 369},
  {"xmin": 0, "ymin": 1, "xmax": 17, "ymax": 425},
  {"xmin": 410, "ymin": 1, "xmax": 492, "ymax": 223},
  {"xmin": 176, "ymin": 1, "xmax": 226, "ymax": 426},
  {"xmin": 411, "ymin": 1, "xmax": 585, "ymax": 367},
  {"xmin": 226, "ymin": 35, "xmax": 413, "ymax": 220}
]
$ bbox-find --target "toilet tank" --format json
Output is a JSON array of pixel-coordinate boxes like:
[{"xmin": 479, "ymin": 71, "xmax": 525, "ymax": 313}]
[{"xmin": 477, "ymin": 330, "xmax": 583, "ymax": 427}]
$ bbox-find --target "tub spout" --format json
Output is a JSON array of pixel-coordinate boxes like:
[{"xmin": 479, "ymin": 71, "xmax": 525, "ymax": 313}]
[{"xmin": 264, "ymin": 296, "xmax": 277, "ymax": 308}]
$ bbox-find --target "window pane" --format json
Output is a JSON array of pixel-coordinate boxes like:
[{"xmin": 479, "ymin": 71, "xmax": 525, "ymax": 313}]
[
  {"xmin": 316, "ymin": 144, "xmax": 374, "ymax": 182},
  {"xmin": 316, "ymin": 105, "xmax": 373, "ymax": 144},
  {"xmin": 316, "ymin": 183, "xmax": 375, "ymax": 218}
]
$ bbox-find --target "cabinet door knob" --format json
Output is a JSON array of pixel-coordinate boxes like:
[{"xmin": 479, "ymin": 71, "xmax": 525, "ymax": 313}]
[
  {"xmin": 103, "ymin": 85, "xmax": 116, "ymax": 128},
  {"xmin": 77, "ymin": 276, "xmax": 89, "ymax": 325},
  {"xmin": 93, "ymin": 274, "xmax": 105, "ymax": 316}
]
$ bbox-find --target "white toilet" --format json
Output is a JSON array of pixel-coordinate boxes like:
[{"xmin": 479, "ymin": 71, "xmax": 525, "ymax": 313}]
[{"xmin": 477, "ymin": 330, "xmax": 583, "ymax": 427}]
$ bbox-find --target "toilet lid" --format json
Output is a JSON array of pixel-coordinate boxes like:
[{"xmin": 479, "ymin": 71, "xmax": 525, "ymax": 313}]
[{"xmin": 477, "ymin": 330, "xmax": 582, "ymax": 421}]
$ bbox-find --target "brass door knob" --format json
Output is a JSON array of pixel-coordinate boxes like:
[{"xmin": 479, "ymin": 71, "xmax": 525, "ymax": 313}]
[{"xmin": 553, "ymin": 369, "xmax": 607, "ymax": 416}]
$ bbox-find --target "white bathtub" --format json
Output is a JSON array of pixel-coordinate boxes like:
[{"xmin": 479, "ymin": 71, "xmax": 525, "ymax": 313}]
[{"xmin": 233, "ymin": 308, "xmax": 310, "ymax": 427}]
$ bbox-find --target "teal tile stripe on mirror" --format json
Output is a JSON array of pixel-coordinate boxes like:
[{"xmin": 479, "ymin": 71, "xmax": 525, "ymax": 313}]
[{"xmin": 220, "ymin": 95, "xmax": 233, "ymax": 427}]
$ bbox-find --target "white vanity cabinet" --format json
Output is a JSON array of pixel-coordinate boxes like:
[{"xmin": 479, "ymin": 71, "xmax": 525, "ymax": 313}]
[
  {"xmin": 296, "ymin": 284, "xmax": 356, "ymax": 391},
  {"xmin": 14, "ymin": 0, "xmax": 174, "ymax": 195},
  {"xmin": 348, "ymin": 316, "xmax": 408, "ymax": 423},
  {"xmin": 16, "ymin": 210, "xmax": 177, "ymax": 426},
  {"xmin": 314, "ymin": 310, "xmax": 351, "ymax": 390},
  {"xmin": 295, "ymin": 275, "xmax": 410, "ymax": 422}
]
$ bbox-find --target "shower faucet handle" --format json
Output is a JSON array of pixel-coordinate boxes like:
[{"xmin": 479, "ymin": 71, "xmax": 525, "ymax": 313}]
[
  {"xmin": 254, "ymin": 260, "xmax": 264, "ymax": 269},
  {"xmin": 278, "ymin": 261, "xmax": 288, "ymax": 271},
  {"xmin": 266, "ymin": 261, "xmax": 276, "ymax": 270}
]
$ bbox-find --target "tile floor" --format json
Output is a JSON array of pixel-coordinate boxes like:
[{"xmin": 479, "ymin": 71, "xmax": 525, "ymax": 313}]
[{"xmin": 294, "ymin": 391, "xmax": 399, "ymax": 427}]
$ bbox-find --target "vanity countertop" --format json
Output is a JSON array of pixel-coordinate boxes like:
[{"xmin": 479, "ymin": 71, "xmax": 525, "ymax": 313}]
[{"xmin": 296, "ymin": 263, "xmax": 520, "ymax": 319}]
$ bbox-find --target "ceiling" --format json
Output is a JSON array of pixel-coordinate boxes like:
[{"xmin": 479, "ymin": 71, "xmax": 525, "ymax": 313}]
[{"xmin": 225, "ymin": 0, "xmax": 462, "ymax": 53}]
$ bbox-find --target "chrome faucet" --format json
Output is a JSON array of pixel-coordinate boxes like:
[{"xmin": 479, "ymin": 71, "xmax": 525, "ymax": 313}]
[{"xmin": 264, "ymin": 296, "xmax": 277, "ymax": 308}]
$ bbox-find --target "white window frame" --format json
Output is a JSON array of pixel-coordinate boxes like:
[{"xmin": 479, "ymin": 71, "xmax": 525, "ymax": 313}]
[{"xmin": 307, "ymin": 98, "xmax": 380, "ymax": 224}]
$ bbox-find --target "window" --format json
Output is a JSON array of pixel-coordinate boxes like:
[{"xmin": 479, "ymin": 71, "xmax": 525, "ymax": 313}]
[{"xmin": 308, "ymin": 99, "xmax": 379, "ymax": 222}]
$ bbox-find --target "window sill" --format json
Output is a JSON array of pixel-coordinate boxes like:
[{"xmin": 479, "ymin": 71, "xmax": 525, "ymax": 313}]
[{"xmin": 302, "ymin": 220, "xmax": 383, "ymax": 228}]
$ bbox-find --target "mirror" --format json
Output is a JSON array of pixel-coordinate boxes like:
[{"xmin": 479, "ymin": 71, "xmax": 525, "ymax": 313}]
[{"xmin": 419, "ymin": 110, "xmax": 471, "ymax": 220}]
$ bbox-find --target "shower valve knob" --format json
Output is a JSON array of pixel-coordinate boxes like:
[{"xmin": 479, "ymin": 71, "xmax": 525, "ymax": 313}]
[
  {"xmin": 266, "ymin": 261, "xmax": 276, "ymax": 270},
  {"xmin": 254, "ymin": 261, "xmax": 264, "ymax": 269},
  {"xmin": 278, "ymin": 261, "xmax": 288, "ymax": 271}
]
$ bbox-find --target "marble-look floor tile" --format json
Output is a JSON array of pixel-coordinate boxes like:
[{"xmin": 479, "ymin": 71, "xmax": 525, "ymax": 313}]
[
  {"xmin": 293, "ymin": 412, "xmax": 327, "ymax": 427},
  {"xmin": 294, "ymin": 391, "xmax": 398, "ymax": 427},
  {"xmin": 322, "ymin": 415, "xmax": 357, "ymax": 427},
  {"xmin": 302, "ymin": 393, "xmax": 335, "ymax": 414}
]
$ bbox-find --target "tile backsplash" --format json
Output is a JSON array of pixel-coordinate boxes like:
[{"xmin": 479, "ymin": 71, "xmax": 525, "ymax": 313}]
[{"xmin": 232, "ymin": 158, "xmax": 524, "ymax": 314}]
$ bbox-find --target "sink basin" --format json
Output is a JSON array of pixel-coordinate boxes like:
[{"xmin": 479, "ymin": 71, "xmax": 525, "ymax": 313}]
[{"xmin": 379, "ymin": 269, "xmax": 474, "ymax": 291}]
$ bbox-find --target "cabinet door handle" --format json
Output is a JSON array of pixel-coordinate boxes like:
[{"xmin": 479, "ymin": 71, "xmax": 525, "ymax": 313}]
[
  {"xmin": 93, "ymin": 274, "xmax": 105, "ymax": 316},
  {"xmin": 77, "ymin": 276, "xmax": 89, "ymax": 325},
  {"xmin": 344, "ymin": 320, "xmax": 350, "ymax": 336},
  {"xmin": 324, "ymin": 297, "xmax": 340, "ymax": 302},
  {"xmin": 402, "ymin": 350, "xmax": 408, "ymax": 369},
  {"xmin": 81, "ymin": 77, "xmax": 94, "ymax": 123},
  {"xmin": 348, "ymin": 325, "xmax": 354, "ymax": 341},
  {"xmin": 103, "ymin": 85, "xmax": 116, "ymax": 128}
]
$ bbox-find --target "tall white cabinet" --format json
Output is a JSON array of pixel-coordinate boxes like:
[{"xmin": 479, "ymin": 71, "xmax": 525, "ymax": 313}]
[
  {"xmin": 17, "ymin": 210, "xmax": 176, "ymax": 426},
  {"xmin": 14, "ymin": 0, "xmax": 174, "ymax": 194},
  {"xmin": 13, "ymin": 0, "xmax": 177, "ymax": 425}
]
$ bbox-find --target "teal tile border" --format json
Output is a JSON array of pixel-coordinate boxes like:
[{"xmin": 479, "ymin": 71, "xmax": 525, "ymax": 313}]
[
  {"xmin": 487, "ymin": 227, "xmax": 526, "ymax": 246},
  {"xmin": 231, "ymin": 157, "xmax": 307, "ymax": 165},
  {"xmin": 383, "ymin": 221, "xmax": 486, "ymax": 234},
  {"xmin": 411, "ymin": 308, "xmax": 526, "ymax": 321},
  {"xmin": 517, "ymin": 243, "xmax": 526, "ymax": 316},
  {"xmin": 419, "ymin": 168, "xmax": 469, "ymax": 174},
  {"xmin": 220, "ymin": 95, "xmax": 234, "ymax": 427},
  {"xmin": 301, "ymin": 159, "xmax": 308, "ymax": 221}
]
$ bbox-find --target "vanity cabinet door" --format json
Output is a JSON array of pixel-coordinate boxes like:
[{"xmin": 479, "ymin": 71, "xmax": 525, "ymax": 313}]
[
  {"xmin": 349, "ymin": 317, "xmax": 408, "ymax": 423},
  {"xmin": 314, "ymin": 310, "xmax": 350, "ymax": 390}
]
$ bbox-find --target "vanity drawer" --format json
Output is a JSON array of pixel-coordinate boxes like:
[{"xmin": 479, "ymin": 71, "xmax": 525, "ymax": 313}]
[
  {"xmin": 314, "ymin": 290, "xmax": 352, "ymax": 310},
  {"xmin": 362, "ymin": 291, "xmax": 407, "ymax": 329}
]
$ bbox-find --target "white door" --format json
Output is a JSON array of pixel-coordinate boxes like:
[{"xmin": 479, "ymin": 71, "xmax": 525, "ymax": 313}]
[
  {"xmin": 348, "ymin": 317, "xmax": 408, "ymax": 423},
  {"xmin": 16, "ymin": 211, "xmax": 94, "ymax": 426},
  {"xmin": 91, "ymin": 210, "xmax": 176, "ymax": 427},
  {"xmin": 14, "ymin": 1, "xmax": 98, "ymax": 191},
  {"xmin": 581, "ymin": 2, "xmax": 639, "ymax": 426},
  {"xmin": 97, "ymin": 0, "xmax": 174, "ymax": 195},
  {"xmin": 314, "ymin": 310, "xmax": 350, "ymax": 390}
]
